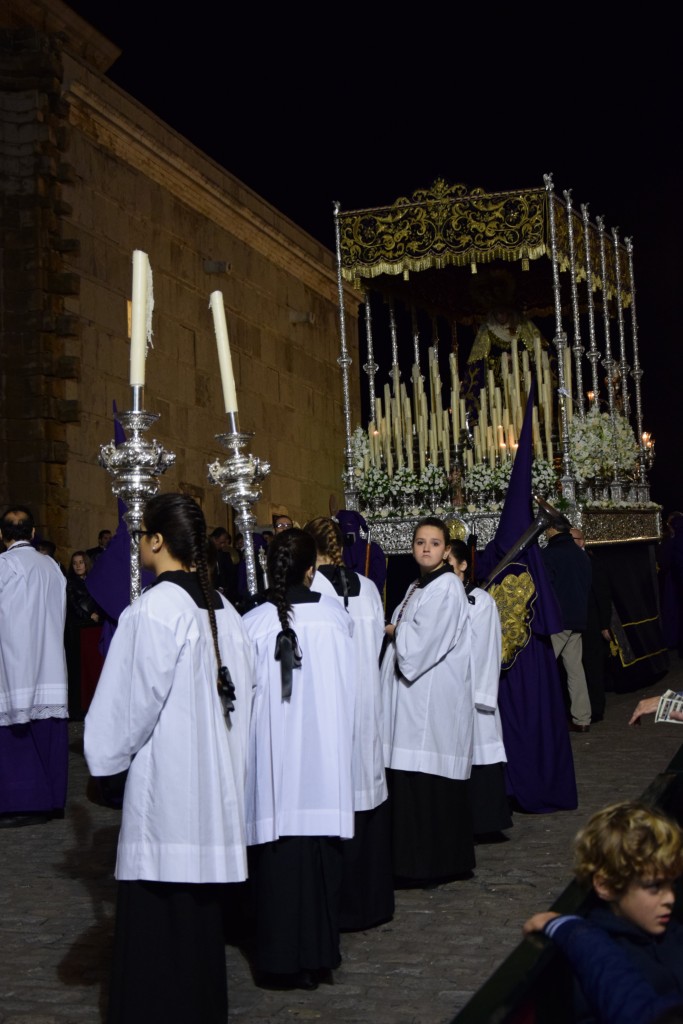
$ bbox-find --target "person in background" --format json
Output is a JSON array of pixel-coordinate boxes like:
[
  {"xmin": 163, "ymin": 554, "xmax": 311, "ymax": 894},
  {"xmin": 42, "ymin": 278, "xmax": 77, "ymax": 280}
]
[
  {"xmin": 382, "ymin": 517, "xmax": 474, "ymax": 887},
  {"xmin": 86, "ymin": 529, "xmax": 112, "ymax": 565},
  {"xmin": 272, "ymin": 514, "xmax": 293, "ymax": 533},
  {"xmin": 335, "ymin": 508, "xmax": 387, "ymax": 598},
  {"xmin": 659, "ymin": 512, "xmax": 683, "ymax": 657},
  {"xmin": 243, "ymin": 528, "xmax": 355, "ymax": 990},
  {"xmin": 209, "ymin": 526, "xmax": 240, "ymax": 566},
  {"xmin": 542, "ymin": 516, "xmax": 593, "ymax": 732},
  {"xmin": 0, "ymin": 506, "xmax": 68, "ymax": 828},
  {"xmin": 84, "ymin": 493, "xmax": 252, "ymax": 1023},
  {"xmin": 208, "ymin": 527, "xmax": 238, "ymax": 605},
  {"xmin": 64, "ymin": 550, "xmax": 104, "ymax": 720},
  {"xmin": 570, "ymin": 527, "xmax": 613, "ymax": 723},
  {"xmin": 37, "ymin": 539, "xmax": 66, "ymax": 574},
  {"xmin": 305, "ymin": 515, "xmax": 394, "ymax": 931}
]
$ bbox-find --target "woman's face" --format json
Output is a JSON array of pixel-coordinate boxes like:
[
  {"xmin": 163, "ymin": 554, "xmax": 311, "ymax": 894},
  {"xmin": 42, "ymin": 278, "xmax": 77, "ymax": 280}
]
[
  {"xmin": 72, "ymin": 554, "xmax": 86, "ymax": 577},
  {"xmin": 412, "ymin": 526, "xmax": 450, "ymax": 574}
]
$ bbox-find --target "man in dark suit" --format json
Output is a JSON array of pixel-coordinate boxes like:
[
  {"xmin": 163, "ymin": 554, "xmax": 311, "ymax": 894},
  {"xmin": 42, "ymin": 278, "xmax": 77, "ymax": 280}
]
[{"xmin": 542, "ymin": 516, "xmax": 592, "ymax": 732}]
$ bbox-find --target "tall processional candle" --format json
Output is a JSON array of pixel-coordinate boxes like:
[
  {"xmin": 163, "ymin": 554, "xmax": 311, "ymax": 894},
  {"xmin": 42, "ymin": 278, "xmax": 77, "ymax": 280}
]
[
  {"xmin": 130, "ymin": 250, "xmax": 153, "ymax": 387},
  {"xmin": 209, "ymin": 291, "xmax": 238, "ymax": 414}
]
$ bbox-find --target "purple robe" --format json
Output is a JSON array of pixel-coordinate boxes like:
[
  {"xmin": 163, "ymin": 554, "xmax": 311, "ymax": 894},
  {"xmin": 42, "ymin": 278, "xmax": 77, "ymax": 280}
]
[{"xmin": 476, "ymin": 382, "xmax": 577, "ymax": 813}]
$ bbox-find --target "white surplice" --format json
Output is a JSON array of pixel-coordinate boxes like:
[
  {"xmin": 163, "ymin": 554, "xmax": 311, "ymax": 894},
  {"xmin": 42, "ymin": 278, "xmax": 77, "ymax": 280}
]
[
  {"xmin": 312, "ymin": 568, "xmax": 387, "ymax": 811},
  {"xmin": 382, "ymin": 567, "xmax": 473, "ymax": 780},
  {"xmin": 0, "ymin": 543, "xmax": 67, "ymax": 725},
  {"xmin": 85, "ymin": 580, "xmax": 252, "ymax": 883},
  {"xmin": 243, "ymin": 594, "xmax": 355, "ymax": 844},
  {"xmin": 467, "ymin": 585, "xmax": 506, "ymax": 766}
]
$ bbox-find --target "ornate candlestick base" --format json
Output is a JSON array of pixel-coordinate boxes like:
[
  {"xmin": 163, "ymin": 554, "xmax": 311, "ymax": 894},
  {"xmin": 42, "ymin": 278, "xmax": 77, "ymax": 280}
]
[
  {"xmin": 208, "ymin": 429, "xmax": 271, "ymax": 598},
  {"xmin": 99, "ymin": 400, "xmax": 176, "ymax": 601}
]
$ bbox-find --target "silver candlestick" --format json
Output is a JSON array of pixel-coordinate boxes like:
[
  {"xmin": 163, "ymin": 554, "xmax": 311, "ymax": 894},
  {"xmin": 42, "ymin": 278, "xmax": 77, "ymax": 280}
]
[
  {"xmin": 98, "ymin": 385, "xmax": 176, "ymax": 601},
  {"xmin": 208, "ymin": 413, "xmax": 271, "ymax": 599}
]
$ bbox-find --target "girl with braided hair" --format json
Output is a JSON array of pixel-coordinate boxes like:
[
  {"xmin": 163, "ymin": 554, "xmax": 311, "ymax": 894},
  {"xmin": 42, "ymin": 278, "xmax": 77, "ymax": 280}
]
[
  {"xmin": 243, "ymin": 527, "xmax": 354, "ymax": 990},
  {"xmin": 85, "ymin": 493, "xmax": 252, "ymax": 1024},
  {"xmin": 305, "ymin": 515, "xmax": 394, "ymax": 931},
  {"xmin": 381, "ymin": 517, "xmax": 476, "ymax": 886}
]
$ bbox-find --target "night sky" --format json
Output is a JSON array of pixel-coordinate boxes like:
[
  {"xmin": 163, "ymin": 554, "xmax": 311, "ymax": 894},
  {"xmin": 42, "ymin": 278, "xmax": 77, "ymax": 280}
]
[{"xmin": 63, "ymin": 4, "xmax": 681, "ymax": 514}]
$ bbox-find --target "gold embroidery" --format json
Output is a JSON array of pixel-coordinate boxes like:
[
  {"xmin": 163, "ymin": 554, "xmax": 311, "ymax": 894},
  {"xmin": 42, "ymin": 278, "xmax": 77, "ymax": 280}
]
[{"xmin": 488, "ymin": 566, "xmax": 536, "ymax": 670}]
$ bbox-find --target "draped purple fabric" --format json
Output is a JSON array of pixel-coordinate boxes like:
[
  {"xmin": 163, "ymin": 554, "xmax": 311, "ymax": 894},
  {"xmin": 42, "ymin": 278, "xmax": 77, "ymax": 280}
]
[{"xmin": 477, "ymin": 382, "xmax": 577, "ymax": 812}]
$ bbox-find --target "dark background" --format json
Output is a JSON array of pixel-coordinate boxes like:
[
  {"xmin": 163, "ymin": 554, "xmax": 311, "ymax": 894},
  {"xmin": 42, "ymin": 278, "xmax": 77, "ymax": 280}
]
[{"xmin": 63, "ymin": 4, "xmax": 681, "ymax": 515}]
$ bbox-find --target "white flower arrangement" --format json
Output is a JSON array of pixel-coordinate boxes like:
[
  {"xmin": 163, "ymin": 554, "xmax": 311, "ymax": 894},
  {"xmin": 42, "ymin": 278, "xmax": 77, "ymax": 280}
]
[
  {"xmin": 417, "ymin": 463, "xmax": 449, "ymax": 505},
  {"xmin": 568, "ymin": 407, "xmax": 639, "ymax": 483},
  {"xmin": 492, "ymin": 461, "xmax": 513, "ymax": 495},
  {"xmin": 531, "ymin": 458, "xmax": 558, "ymax": 497},
  {"xmin": 358, "ymin": 465, "xmax": 390, "ymax": 508},
  {"xmin": 464, "ymin": 463, "xmax": 495, "ymax": 500},
  {"xmin": 389, "ymin": 465, "xmax": 419, "ymax": 504}
]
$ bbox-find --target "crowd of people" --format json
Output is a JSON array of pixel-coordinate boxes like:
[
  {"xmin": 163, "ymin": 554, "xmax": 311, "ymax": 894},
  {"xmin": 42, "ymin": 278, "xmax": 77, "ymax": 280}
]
[{"xmin": 3, "ymin": 495, "xmax": 683, "ymax": 1024}]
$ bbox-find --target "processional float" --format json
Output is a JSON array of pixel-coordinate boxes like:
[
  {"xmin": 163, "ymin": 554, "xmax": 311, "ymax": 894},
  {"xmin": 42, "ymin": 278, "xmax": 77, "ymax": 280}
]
[{"xmin": 333, "ymin": 175, "xmax": 658, "ymax": 553}]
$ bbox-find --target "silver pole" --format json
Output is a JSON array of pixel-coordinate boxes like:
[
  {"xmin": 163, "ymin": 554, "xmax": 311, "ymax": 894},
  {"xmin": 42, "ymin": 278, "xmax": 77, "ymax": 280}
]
[
  {"xmin": 544, "ymin": 174, "xmax": 574, "ymax": 496},
  {"xmin": 597, "ymin": 215, "xmax": 617, "ymax": 421},
  {"xmin": 563, "ymin": 190, "xmax": 586, "ymax": 420},
  {"xmin": 362, "ymin": 291, "xmax": 378, "ymax": 417},
  {"xmin": 333, "ymin": 201, "xmax": 356, "ymax": 506},
  {"xmin": 612, "ymin": 227, "xmax": 631, "ymax": 420},
  {"xmin": 581, "ymin": 204, "xmax": 601, "ymax": 403}
]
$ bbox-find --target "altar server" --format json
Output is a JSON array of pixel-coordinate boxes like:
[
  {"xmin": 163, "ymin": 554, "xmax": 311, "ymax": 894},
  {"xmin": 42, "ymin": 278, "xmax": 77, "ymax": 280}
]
[
  {"xmin": 382, "ymin": 516, "xmax": 475, "ymax": 885},
  {"xmin": 305, "ymin": 516, "xmax": 394, "ymax": 931},
  {"xmin": 243, "ymin": 527, "xmax": 354, "ymax": 990},
  {"xmin": 85, "ymin": 493, "xmax": 252, "ymax": 1024},
  {"xmin": 0, "ymin": 505, "xmax": 68, "ymax": 827},
  {"xmin": 449, "ymin": 539, "xmax": 511, "ymax": 836}
]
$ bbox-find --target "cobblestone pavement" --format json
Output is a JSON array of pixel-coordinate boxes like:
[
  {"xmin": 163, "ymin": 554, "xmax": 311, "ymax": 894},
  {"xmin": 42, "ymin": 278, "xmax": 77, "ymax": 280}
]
[{"xmin": 2, "ymin": 666, "xmax": 682, "ymax": 1024}]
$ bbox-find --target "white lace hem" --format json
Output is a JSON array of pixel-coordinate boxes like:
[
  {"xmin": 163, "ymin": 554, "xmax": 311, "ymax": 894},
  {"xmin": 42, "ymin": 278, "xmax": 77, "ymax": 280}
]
[{"xmin": 0, "ymin": 705, "xmax": 69, "ymax": 727}]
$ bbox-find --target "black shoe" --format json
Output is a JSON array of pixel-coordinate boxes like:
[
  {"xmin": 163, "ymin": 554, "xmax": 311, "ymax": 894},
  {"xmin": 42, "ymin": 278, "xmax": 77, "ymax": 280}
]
[
  {"xmin": 256, "ymin": 970, "xmax": 318, "ymax": 991},
  {"xmin": 569, "ymin": 723, "xmax": 590, "ymax": 733}
]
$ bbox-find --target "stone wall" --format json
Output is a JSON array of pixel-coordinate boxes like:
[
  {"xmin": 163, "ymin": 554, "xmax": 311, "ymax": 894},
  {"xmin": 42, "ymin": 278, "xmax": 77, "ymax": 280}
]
[{"xmin": 1, "ymin": 2, "xmax": 361, "ymax": 559}]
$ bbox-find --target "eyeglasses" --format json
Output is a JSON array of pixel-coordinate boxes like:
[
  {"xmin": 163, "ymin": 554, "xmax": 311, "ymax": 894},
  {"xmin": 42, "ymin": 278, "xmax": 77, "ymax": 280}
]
[
  {"xmin": 274, "ymin": 521, "xmax": 293, "ymax": 530},
  {"xmin": 131, "ymin": 529, "xmax": 153, "ymax": 544}
]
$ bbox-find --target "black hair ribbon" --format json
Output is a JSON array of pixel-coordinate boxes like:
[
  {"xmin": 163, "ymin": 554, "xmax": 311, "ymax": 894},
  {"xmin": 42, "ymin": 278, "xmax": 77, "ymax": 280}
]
[
  {"xmin": 218, "ymin": 665, "xmax": 237, "ymax": 720},
  {"xmin": 274, "ymin": 627, "xmax": 303, "ymax": 700}
]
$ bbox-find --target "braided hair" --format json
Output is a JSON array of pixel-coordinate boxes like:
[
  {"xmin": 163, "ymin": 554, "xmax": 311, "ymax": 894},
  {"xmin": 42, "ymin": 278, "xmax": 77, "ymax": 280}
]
[
  {"xmin": 304, "ymin": 516, "xmax": 352, "ymax": 607},
  {"xmin": 266, "ymin": 528, "xmax": 314, "ymax": 698},
  {"xmin": 143, "ymin": 493, "xmax": 233, "ymax": 711},
  {"xmin": 304, "ymin": 516, "xmax": 345, "ymax": 566}
]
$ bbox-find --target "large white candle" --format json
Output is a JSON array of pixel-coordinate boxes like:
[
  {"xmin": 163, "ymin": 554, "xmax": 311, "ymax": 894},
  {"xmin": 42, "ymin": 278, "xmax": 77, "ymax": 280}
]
[
  {"xmin": 130, "ymin": 250, "xmax": 152, "ymax": 386},
  {"xmin": 209, "ymin": 291, "xmax": 238, "ymax": 413}
]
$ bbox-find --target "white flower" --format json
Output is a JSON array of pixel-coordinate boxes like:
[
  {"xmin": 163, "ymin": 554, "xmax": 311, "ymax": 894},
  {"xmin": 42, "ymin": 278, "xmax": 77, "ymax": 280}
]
[
  {"xmin": 531, "ymin": 459, "xmax": 558, "ymax": 497},
  {"xmin": 569, "ymin": 407, "xmax": 639, "ymax": 482}
]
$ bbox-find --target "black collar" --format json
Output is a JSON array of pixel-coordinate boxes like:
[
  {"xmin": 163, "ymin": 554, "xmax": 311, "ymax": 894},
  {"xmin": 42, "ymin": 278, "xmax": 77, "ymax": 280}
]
[
  {"xmin": 146, "ymin": 570, "xmax": 223, "ymax": 610},
  {"xmin": 268, "ymin": 583, "xmax": 321, "ymax": 606},
  {"xmin": 418, "ymin": 562, "xmax": 453, "ymax": 589}
]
